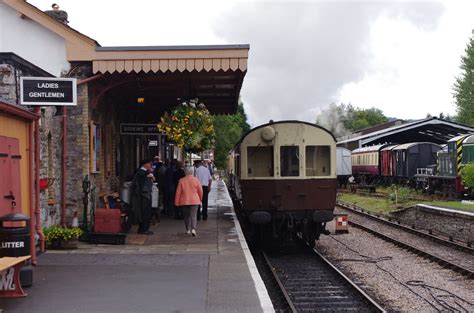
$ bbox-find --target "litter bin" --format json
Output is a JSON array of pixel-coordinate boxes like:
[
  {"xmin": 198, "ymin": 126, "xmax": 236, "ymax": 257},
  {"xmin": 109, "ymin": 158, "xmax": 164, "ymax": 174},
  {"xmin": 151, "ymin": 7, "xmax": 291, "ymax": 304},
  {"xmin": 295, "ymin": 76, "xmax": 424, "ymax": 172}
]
[
  {"xmin": 0, "ymin": 213, "xmax": 31, "ymax": 257},
  {"xmin": 0, "ymin": 213, "xmax": 33, "ymax": 287}
]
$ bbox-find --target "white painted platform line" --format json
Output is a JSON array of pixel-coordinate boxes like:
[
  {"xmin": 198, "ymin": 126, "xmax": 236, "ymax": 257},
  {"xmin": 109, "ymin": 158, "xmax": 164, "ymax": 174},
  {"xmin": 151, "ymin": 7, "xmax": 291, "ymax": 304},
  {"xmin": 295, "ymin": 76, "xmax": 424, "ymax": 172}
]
[
  {"xmin": 418, "ymin": 204, "xmax": 474, "ymax": 217},
  {"xmin": 220, "ymin": 181, "xmax": 275, "ymax": 313}
]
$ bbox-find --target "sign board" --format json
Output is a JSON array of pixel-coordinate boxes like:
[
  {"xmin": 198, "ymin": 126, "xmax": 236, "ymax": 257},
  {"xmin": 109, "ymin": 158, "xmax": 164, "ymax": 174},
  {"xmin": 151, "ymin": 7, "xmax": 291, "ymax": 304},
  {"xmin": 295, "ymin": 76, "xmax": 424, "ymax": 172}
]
[
  {"xmin": 120, "ymin": 123, "xmax": 160, "ymax": 135},
  {"xmin": 20, "ymin": 77, "xmax": 77, "ymax": 106},
  {"xmin": 148, "ymin": 140, "xmax": 158, "ymax": 147}
]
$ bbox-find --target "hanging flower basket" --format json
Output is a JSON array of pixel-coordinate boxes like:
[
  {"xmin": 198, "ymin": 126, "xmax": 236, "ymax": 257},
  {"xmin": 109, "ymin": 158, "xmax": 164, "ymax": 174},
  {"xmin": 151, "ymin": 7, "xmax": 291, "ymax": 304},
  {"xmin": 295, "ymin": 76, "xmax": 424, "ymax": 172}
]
[{"xmin": 158, "ymin": 99, "xmax": 215, "ymax": 152}]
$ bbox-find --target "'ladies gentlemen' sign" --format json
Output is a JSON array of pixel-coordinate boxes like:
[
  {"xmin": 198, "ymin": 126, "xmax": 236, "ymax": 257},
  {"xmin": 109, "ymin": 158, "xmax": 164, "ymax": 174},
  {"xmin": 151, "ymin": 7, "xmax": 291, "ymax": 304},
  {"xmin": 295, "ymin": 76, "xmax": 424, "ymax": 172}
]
[{"xmin": 20, "ymin": 77, "xmax": 77, "ymax": 106}]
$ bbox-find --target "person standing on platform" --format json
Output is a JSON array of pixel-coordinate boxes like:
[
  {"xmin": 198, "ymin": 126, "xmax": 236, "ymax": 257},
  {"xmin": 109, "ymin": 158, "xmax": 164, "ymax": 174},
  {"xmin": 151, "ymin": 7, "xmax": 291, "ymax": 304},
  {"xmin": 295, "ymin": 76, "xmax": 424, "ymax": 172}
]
[
  {"xmin": 195, "ymin": 160, "xmax": 212, "ymax": 220},
  {"xmin": 126, "ymin": 159, "xmax": 154, "ymax": 235},
  {"xmin": 173, "ymin": 161, "xmax": 186, "ymax": 219},
  {"xmin": 164, "ymin": 160, "xmax": 177, "ymax": 216},
  {"xmin": 175, "ymin": 167, "xmax": 203, "ymax": 236}
]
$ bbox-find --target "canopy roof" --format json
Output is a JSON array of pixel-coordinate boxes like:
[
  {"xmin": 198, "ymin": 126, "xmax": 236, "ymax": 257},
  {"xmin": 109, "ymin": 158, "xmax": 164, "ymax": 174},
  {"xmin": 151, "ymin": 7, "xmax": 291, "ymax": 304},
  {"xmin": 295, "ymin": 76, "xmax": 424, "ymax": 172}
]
[{"xmin": 338, "ymin": 118, "xmax": 474, "ymax": 150}]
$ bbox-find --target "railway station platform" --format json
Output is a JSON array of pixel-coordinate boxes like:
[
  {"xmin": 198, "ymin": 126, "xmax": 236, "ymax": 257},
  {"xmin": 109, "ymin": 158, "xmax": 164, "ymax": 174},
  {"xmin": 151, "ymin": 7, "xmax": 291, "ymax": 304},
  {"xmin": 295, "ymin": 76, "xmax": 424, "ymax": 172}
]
[{"xmin": 1, "ymin": 180, "xmax": 274, "ymax": 313}]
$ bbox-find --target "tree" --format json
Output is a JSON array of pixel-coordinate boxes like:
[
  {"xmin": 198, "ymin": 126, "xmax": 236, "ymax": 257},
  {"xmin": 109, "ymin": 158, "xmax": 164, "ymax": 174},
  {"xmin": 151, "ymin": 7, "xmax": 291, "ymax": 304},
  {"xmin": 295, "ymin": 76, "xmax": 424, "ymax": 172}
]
[
  {"xmin": 212, "ymin": 100, "xmax": 250, "ymax": 169},
  {"xmin": 454, "ymin": 36, "xmax": 474, "ymax": 126}
]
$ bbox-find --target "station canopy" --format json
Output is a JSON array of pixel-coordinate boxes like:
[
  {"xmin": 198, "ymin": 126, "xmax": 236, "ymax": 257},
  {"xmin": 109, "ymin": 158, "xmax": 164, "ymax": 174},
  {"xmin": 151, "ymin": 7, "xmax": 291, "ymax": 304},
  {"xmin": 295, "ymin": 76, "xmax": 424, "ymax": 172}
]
[
  {"xmin": 88, "ymin": 45, "xmax": 248, "ymax": 115},
  {"xmin": 337, "ymin": 117, "xmax": 474, "ymax": 150}
]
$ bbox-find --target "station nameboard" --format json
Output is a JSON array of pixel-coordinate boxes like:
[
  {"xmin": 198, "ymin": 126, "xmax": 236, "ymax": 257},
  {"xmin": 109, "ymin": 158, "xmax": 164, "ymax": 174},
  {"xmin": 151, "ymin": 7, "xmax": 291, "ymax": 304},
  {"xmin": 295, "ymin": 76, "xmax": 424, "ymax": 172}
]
[
  {"xmin": 20, "ymin": 77, "xmax": 77, "ymax": 106},
  {"xmin": 120, "ymin": 123, "xmax": 161, "ymax": 135}
]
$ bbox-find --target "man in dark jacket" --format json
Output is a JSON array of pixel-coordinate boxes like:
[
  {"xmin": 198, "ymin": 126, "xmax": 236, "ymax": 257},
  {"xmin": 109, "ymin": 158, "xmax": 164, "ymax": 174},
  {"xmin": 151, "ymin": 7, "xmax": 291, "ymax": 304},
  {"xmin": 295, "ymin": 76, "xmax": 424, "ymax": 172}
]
[{"xmin": 125, "ymin": 159, "xmax": 154, "ymax": 235}]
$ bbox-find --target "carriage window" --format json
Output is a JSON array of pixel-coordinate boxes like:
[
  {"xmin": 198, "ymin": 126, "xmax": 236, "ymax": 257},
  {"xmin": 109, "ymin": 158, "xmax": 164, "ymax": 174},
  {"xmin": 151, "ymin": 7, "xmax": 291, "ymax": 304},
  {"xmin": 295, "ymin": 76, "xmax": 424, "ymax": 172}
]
[
  {"xmin": 280, "ymin": 146, "xmax": 299, "ymax": 177},
  {"xmin": 306, "ymin": 145, "xmax": 330, "ymax": 176},
  {"xmin": 247, "ymin": 146, "xmax": 274, "ymax": 177}
]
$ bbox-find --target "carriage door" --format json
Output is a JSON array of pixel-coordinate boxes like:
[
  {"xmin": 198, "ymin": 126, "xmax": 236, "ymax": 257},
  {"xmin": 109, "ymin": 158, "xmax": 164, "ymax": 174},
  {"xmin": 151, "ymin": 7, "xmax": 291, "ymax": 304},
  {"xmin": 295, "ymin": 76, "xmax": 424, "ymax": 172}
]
[{"xmin": 0, "ymin": 136, "xmax": 22, "ymax": 215}]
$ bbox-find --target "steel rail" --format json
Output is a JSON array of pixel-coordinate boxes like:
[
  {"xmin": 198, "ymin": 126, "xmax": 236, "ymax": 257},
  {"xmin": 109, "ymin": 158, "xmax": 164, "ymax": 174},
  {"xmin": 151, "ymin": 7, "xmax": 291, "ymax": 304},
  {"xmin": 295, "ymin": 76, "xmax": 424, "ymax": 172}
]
[
  {"xmin": 336, "ymin": 201, "xmax": 473, "ymax": 252},
  {"xmin": 311, "ymin": 248, "xmax": 386, "ymax": 312},
  {"xmin": 262, "ymin": 248, "xmax": 386, "ymax": 312},
  {"xmin": 262, "ymin": 252, "xmax": 297, "ymax": 313},
  {"xmin": 347, "ymin": 219, "xmax": 474, "ymax": 279}
]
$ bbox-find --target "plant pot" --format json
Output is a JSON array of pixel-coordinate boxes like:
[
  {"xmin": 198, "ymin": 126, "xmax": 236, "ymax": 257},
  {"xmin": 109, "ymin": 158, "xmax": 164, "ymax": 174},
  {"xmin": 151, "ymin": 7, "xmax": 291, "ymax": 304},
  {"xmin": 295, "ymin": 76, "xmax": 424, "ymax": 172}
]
[{"xmin": 48, "ymin": 238, "xmax": 79, "ymax": 250}]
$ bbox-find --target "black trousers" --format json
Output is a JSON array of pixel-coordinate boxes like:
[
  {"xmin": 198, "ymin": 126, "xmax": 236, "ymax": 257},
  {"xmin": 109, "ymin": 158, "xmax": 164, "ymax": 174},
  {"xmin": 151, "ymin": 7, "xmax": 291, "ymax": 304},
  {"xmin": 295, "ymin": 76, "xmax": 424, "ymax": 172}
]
[
  {"xmin": 198, "ymin": 186, "xmax": 209, "ymax": 219},
  {"xmin": 125, "ymin": 197, "xmax": 152, "ymax": 233},
  {"xmin": 138, "ymin": 197, "xmax": 152, "ymax": 232}
]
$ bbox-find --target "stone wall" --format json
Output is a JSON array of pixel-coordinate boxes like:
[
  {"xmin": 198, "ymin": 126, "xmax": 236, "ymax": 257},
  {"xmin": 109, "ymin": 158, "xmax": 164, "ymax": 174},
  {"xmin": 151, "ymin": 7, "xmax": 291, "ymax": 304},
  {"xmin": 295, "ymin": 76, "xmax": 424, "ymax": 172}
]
[
  {"xmin": 38, "ymin": 107, "xmax": 63, "ymax": 227},
  {"xmin": 391, "ymin": 205, "xmax": 474, "ymax": 244},
  {"xmin": 65, "ymin": 74, "xmax": 91, "ymax": 223},
  {"xmin": 0, "ymin": 64, "xmax": 17, "ymax": 101}
]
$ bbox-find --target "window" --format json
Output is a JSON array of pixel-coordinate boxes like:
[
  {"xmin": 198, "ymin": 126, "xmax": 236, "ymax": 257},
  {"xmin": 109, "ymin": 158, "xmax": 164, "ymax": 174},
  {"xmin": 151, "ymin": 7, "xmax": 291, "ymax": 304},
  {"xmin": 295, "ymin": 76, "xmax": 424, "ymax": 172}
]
[
  {"xmin": 247, "ymin": 146, "xmax": 273, "ymax": 177},
  {"xmin": 306, "ymin": 145, "xmax": 330, "ymax": 176},
  {"xmin": 281, "ymin": 146, "xmax": 299, "ymax": 176},
  {"xmin": 463, "ymin": 146, "xmax": 474, "ymax": 163}
]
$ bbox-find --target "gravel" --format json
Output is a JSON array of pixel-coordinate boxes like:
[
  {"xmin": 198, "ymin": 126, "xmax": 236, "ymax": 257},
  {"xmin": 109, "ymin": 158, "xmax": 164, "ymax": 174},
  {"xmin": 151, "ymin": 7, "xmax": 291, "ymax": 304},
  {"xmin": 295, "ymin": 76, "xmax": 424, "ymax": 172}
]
[
  {"xmin": 315, "ymin": 221, "xmax": 474, "ymax": 312},
  {"xmin": 335, "ymin": 207, "xmax": 474, "ymax": 272}
]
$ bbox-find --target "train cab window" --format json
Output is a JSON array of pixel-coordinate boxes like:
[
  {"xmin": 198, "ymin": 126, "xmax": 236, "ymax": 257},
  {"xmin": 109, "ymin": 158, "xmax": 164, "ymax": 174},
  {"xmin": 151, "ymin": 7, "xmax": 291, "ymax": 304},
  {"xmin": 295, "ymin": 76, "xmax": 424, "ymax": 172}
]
[
  {"xmin": 306, "ymin": 145, "xmax": 330, "ymax": 176},
  {"xmin": 280, "ymin": 146, "xmax": 300, "ymax": 177},
  {"xmin": 247, "ymin": 146, "xmax": 274, "ymax": 177},
  {"xmin": 463, "ymin": 146, "xmax": 474, "ymax": 163}
]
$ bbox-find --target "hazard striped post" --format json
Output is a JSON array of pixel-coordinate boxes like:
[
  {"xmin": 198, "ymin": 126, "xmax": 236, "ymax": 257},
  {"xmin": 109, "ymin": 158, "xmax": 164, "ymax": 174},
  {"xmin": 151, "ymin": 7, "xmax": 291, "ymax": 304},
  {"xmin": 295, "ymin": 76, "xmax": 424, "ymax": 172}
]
[
  {"xmin": 335, "ymin": 214, "xmax": 349, "ymax": 234},
  {"xmin": 456, "ymin": 137, "xmax": 464, "ymax": 176}
]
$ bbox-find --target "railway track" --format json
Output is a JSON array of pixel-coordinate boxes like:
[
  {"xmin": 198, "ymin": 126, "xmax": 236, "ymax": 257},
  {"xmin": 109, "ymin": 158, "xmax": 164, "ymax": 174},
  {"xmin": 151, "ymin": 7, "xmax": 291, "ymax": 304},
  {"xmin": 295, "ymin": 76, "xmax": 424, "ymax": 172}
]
[
  {"xmin": 261, "ymin": 246, "xmax": 385, "ymax": 312},
  {"xmin": 336, "ymin": 201, "xmax": 474, "ymax": 278}
]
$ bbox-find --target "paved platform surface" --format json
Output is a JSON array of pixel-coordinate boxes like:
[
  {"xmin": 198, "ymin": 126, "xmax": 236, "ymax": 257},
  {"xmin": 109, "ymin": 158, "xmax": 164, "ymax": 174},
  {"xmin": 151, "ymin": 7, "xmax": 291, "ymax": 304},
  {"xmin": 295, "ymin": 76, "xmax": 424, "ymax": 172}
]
[{"xmin": 1, "ymin": 180, "xmax": 273, "ymax": 313}]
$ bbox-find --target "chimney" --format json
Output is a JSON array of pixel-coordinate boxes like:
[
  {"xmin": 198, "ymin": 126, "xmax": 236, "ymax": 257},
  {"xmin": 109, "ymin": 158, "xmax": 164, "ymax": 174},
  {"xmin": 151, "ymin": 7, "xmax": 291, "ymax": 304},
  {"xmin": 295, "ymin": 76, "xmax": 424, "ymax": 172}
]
[{"xmin": 44, "ymin": 3, "xmax": 68, "ymax": 24}]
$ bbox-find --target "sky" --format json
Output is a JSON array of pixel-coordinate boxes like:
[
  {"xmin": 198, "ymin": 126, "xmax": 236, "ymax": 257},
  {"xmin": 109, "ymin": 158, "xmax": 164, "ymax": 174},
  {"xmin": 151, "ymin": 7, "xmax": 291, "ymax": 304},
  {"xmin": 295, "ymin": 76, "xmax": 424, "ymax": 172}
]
[{"xmin": 30, "ymin": 0, "xmax": 474, "ymax": 127}]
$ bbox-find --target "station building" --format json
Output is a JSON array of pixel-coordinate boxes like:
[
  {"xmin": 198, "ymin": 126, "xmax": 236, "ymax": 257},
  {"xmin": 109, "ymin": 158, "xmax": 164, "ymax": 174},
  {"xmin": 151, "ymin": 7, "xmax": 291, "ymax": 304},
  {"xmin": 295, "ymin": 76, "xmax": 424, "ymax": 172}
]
[{"xmin": 0, "ymin": 0, "xmax": 248, "ymax": 260}]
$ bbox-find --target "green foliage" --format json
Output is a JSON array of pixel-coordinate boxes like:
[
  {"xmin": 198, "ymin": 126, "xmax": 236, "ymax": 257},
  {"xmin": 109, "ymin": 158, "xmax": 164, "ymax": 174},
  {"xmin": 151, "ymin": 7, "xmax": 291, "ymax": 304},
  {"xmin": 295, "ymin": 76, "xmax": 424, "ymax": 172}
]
[
  {"xmin": 158, "ymin": 99, "xmax": 215, "ymax": 152},
  {"xmin": 315, "ymin": 103, "xmax": 388, "ymax": 137},
  {"xmin": 44, "ymin": 226, "xmax": 83, "ymax": 243},
  {"xmin": 454, "ymin": 37, "xmax": 474, "ymax": 125},
  {"xmin": 386, "ymin": 185, "xmax": 412, "ymax": 206},
  {"xmin": 461, "ymin": 163, "xmax": 474, "ymax": 189},
  {"xmin": 212, "ymin": 100, "xmax": 250, "ymax": 169}
]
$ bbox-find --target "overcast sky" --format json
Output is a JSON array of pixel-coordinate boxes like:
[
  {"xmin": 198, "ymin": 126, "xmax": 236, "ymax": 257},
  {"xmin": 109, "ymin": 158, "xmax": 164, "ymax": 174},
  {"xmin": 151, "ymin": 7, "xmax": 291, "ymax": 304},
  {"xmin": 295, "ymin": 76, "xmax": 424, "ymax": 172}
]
[{"xmin": 30, "ymin": 0, "xmax": 474, "ymax": 127}]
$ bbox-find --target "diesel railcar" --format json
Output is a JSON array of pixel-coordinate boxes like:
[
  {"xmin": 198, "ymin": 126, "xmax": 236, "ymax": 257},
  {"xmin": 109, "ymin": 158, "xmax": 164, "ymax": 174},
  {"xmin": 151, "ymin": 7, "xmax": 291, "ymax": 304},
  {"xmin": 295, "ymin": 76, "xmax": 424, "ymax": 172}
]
[
  {"xmin": 415, "ymin": 134, "xmax": 474, "ymax": 196},
  {"xmin": 227, "ymin": 121, "xmax": 337, "ymax": 247}
]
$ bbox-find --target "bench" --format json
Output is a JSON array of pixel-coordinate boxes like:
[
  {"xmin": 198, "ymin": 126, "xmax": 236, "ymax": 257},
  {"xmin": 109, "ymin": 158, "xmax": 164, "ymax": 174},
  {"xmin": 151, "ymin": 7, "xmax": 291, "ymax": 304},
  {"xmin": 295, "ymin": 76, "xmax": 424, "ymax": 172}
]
[{"xmin": 0, "ymin": 255, "xmax": 31, "ymax": 298}]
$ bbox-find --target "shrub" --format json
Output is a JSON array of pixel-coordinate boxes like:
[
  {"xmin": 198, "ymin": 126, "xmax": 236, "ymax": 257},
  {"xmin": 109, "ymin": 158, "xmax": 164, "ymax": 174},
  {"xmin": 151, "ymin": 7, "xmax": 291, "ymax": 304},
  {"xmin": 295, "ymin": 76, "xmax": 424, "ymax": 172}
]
[
  {"xmin": 462, "ymin": 163, "xmax": 474, "ymax": 189},
  {"xmin": 387, "ymin": 185, "xmax": 412, "ymax": 206},
  {"xmin": 44, "ymin": 226, "xmax": 83, "ymax": 244}
]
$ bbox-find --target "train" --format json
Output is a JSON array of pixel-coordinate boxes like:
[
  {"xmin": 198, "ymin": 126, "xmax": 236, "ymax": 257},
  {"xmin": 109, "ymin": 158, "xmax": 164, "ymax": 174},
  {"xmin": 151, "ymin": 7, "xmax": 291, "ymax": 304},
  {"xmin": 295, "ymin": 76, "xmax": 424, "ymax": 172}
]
[
  {"xmin": 341, "ymin": 133, "xmax": 474, "ymax": 197},
  {"xmin": 227, "ymin": 120, "xmax": 338, "ymax": 247}
]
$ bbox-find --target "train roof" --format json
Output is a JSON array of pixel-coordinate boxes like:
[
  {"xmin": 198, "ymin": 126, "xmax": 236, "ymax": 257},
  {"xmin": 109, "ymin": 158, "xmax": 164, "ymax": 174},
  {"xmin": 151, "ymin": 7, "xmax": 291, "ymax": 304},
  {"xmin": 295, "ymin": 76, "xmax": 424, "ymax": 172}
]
[
  {"xmin": 392, "ymin": 142, "xmax": 441, "ymax": 150},
  {"xmin": 448, "ymin": 134, "xmax": 471, "ymax": 142},
  {"xmin": 231, "ymin": 120, "xmax": 336, "ymax": 150},
  {"xmin": 380, "ymin": 144, "xmax": 398, "ymax": 151},
  {"xmin": 352, "ymin": 144, "xmax": 387, "ymax": 153},
  {"xmin": 463, "ymin": 134, "xmax": 474, "ymax": 144}
]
